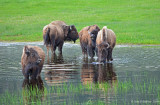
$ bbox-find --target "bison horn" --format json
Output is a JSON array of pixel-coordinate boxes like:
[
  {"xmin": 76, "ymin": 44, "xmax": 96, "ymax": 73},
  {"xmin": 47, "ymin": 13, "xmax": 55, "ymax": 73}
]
[
  {"xmin": 70, "ymin": 25, "xmax": 75, "ymax": 30},
  {"xmin": 106, "ymin": 43, "xmax": 110, "ymax": 49},
  {"xmin": 70, "ymin": 26, "xmax": 72, "ymax": 30},
  {"xmin": 88, "ymin": 31, "xmax": 91, "ymax": 35},
  {"xmin": 36, "ymin": 58, "xmax": 42, "ymax": 64}
]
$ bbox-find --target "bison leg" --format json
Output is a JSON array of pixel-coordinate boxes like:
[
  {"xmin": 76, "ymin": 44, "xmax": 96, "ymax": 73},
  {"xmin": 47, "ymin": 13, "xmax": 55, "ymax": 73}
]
[
  {"xmin": 83, "ymin": 46, "xmax": 88, "ymax": 57},
  {"xmin": 51, "ymin": 44, "xmax": 57, "ymax": 54},
  {"xmin": 51, "ymin": 53, "xmax": 57, "ymax": 63},
  {"xmin": 107, "ymin": 48, "xmax": 113, "ymax": 61},
  {"xmin": 37, "ymin": 66, "xmax": 43, "ymax": 77},
  {"xmin": 47, "ymin": 54, "xmax": 50, "ymax": 64},
  {"xmin": 95, "ymin": 47, "xmax": 98, "ymax": 57},
  {"xmin": 80, "ymin": 42, "xmax": 85, "ymax": 55},
  {"xmin": 58, "ymin": 42, "xmax": 64, "ymax": 54},
  {"xmin": 87, "ymin": 46, "xmax": 95, "ymax": 58},
  {"xmin": 84, "ymin": 48, "xmax": 88, "ymax": 58},
  {"xmin": 31, "ymin": 69, "xmax": 39, "ymax": 79},
  {"xmin": 46, "ymin": 46, "xmax": 50, "ymax": 56},
  {"xmin": 50, "ymin": 34, "xmax": 56, "ymax": 54},
  {"xmin": 80, "ymin": 42, "xmax": 87, "ymax": 57}
]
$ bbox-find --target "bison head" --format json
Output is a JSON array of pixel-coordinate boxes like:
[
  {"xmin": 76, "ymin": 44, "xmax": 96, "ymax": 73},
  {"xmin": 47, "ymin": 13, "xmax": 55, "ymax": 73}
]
[
  {"xmin": 88, "ymin": 29, "xmax": 99, "ymax": 47},
  {"xmin": 24, "ymin": 46, "xmax": 41, "ymax": 64},
  {"xmin": 63, "ymin": 25, "xmax": 79, "ymax": 43},
  {"xmin": 89, "ymin": 29, "xmax": 99, "ymax": 41},
  {"xmin": 97, "ymin": 42, "xmax": 110, "ymax": 63}
]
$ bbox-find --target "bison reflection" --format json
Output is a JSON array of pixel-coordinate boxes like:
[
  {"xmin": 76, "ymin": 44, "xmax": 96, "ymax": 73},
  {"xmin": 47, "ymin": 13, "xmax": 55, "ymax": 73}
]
[
  {"xmin": 97, "ymin": 63, "xmax": 117, "ymax": 83},
  {"xmin": 47, "ymin": 53, "xmax": 64, "ymax": 64},
  {"xmin": 81, "ymin": 63, "xmax": 117, "ymax": 84},
  {"xmin": 22, "ymin": 76, "xmax": 44, "ymax": 104},
  {"xmin": 45, "ymin": 54, "xmax": 78, "ymax": 85},
  {"xmin": 81, "ymin": 60, "xmax": 117, "ymax": 104}
]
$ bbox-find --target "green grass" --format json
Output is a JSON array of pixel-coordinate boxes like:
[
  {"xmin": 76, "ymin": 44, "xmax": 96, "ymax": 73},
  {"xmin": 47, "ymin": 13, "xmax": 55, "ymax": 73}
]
[
  {"xmin": 0, "ymin": 79, "xmax": 160, "ymax": 105},
  {"xmin": 0, "ymin": 0, "xmax": 160, "ymax": 44}
]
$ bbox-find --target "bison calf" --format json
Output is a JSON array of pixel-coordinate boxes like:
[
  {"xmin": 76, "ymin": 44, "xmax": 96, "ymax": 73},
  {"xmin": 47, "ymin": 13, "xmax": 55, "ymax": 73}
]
[
  {"xmin": 96, "ymin": 26, "xmax": 116, "ymax": 63},
  {"xmin": 21, "ymin": 45, "xmax": 45, "ymax": 79}
]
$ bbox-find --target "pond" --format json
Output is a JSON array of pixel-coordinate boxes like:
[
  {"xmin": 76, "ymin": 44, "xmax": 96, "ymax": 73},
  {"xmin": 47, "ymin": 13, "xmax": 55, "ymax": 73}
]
[{"xmin": 0, "ymin": 42, "xmax": 160, "ymax": 105}]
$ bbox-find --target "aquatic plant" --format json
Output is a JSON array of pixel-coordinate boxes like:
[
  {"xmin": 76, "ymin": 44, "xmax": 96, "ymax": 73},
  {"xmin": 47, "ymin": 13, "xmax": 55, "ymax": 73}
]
[{"xmin": 1, "ymin": 76, "xmax": 160, "ymax": 105}]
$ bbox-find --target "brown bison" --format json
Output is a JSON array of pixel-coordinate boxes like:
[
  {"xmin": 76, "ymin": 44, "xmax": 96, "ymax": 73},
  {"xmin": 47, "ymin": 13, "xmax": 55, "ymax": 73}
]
[
  {"xmin": 79, "ymin": 25, "xmax": 100, "ymax": 58},
  {"xmin": 21, "ymin": 45, "xmax": 45, "ymax": 79},
  {"xmin": 96, "ymin": 26, "xmax": 116, "ymax": 63},
  {"xmin": 43, "ymin": 20, "xmax": 79, "ymax": 55}
]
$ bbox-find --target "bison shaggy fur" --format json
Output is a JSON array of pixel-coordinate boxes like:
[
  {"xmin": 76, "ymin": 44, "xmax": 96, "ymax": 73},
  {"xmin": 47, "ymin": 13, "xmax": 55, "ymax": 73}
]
[
  {"xmin": 96, "ymin": 26, "xmax": 116, "ymax": 62},
  {"xmin": 79, "ymin": 25, "xmax": 100, "ymax": 58},
  {"xmin": 21, "ymin": 45, "xmax": 45, "ymax": 79}
]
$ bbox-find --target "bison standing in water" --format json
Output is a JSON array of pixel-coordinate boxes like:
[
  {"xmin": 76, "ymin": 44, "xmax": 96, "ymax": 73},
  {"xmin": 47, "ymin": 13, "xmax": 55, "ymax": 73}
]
[
  {"xmin": 79, "ymin": 25, "xmax": 100, "ymax": 58},
  {"xmin": 96, "ymin": 26, "xmax": 116, "ymax": 63},
  {"xmin": 21, "ymin": 45, "xmax": 45, "ymax": 79},
  {"xmin": 43, "ymin": 20, "xmax": 79, "ymax": 55}
]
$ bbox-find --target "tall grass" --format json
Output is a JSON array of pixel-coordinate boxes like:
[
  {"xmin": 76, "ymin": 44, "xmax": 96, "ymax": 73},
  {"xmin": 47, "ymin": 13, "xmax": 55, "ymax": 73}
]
[
  {"xmin": 0, "ymin": 0, "xmax": 160, "ymax": 44},
  {"xmin": 0, "ymin": 79, "xmax": 160, "ymax": 105}
]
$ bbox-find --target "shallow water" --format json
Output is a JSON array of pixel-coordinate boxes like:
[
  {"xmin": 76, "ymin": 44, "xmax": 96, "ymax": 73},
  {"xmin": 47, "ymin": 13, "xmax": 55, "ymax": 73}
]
[{"xmin": 0, "ymin": 42, "xmax": 160, "ymax": 105}]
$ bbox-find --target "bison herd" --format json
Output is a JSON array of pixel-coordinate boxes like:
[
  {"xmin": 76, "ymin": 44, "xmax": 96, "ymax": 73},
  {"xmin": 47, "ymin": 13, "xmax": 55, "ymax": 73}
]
[{"xmin": 21, "ymin": 20, "xmax": 116, "ymax": 79}]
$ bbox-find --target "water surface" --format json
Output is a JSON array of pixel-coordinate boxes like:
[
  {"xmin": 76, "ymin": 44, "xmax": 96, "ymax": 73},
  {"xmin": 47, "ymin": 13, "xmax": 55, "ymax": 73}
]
[{"xmin": 0, "ymin": 42, "xmax": 160, "ymax": 105}]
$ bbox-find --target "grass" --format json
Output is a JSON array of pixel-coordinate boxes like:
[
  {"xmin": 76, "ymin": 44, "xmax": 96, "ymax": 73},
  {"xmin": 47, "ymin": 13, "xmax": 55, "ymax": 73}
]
[
  {"xmin": 0, "ymin": 0, "xmax": 159, "ymax": 44},
  {"xmin": 0, "ymin": 79, "xmax": 160, "ymax": 105}
]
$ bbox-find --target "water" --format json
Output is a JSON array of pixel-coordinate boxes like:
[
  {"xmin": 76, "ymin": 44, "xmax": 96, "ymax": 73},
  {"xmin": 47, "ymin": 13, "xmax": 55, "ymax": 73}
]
[{"xmin": 0, "ymin": 42, "xmax": 160, "ymax": 105}]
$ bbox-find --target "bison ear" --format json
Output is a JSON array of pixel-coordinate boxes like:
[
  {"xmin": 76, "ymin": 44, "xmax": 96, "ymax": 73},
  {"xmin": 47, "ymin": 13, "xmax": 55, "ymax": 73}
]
[
  {"xmin": 24, "ymin": 46, "xmax": 30, "ymax": 56},
  {"xmin": 63, "ymin": 25, "xmax": 70, "ymax": 37}
]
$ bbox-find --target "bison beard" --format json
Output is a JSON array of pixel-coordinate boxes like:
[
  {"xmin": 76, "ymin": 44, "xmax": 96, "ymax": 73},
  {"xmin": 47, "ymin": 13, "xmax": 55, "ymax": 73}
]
[{"xmin": 24, "ymin": 62, "xmax": 41, "ymax": 79}]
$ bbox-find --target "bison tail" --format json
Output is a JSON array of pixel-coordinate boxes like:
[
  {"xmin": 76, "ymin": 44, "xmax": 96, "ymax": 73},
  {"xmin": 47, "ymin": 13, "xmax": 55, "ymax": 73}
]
[
  {"xmin": 44, "ymin": 28, "xmax": 51, "ymax": 46},
  {"xmin": 101, "ymin": 26, "xmax": 107, "ymax": 42}
]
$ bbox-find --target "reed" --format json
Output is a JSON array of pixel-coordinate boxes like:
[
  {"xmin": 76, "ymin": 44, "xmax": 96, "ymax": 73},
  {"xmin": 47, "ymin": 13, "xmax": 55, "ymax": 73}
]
[{"xmin": 1, "ymin": 78, "xmax": 160, "ymax": 105}]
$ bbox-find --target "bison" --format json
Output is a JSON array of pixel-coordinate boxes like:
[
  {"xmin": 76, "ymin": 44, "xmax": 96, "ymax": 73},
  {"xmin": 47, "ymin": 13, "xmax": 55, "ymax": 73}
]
[
  {"xmin": 43, "ymin": 20, "xmax": 79, "ymax": 55},
  {"xmin": 96, "ymin": 26, "xmax": 116, "ymax": 63},
  {"xmin": 21, "ymin": 45, "xmax": 45, "ymax": 79},
  {"xmin": 79, "ymin": 25, "xmax": 100, "ymax": 58}
]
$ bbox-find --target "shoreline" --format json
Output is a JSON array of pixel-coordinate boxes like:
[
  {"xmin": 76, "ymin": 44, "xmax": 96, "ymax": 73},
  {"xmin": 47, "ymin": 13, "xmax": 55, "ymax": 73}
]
[{"xmin": 0, "ymin": 41, "xmax": 160, "ymax": 47}]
